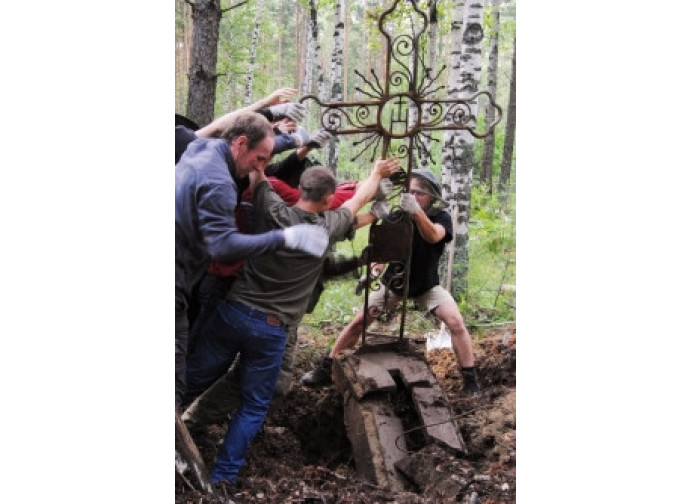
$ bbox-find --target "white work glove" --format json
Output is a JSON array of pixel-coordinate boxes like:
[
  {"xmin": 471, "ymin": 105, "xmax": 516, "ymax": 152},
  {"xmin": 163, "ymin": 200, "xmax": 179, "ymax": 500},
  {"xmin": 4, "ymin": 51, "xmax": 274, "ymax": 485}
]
[
  {"xmin": 283, "ymin": 223, "xmax": 329, "ymax": 257},
  {"xmin": 268, "ymin": 102, "xmax": 306, "ymax": 122},
  {"xmin": 370, "ymin": 201, "xmax": 389, "ymax": 220},
  {"xmin": 306, "ymin": 129, "xmax": 332, "ymax": 149},
  {"xmin": 374, "ymin": 178, "xmax": 393, "ymax": 200},
  {"xmin": 400, "ymin": 193, "xmax": 421, "ymax": 215}
]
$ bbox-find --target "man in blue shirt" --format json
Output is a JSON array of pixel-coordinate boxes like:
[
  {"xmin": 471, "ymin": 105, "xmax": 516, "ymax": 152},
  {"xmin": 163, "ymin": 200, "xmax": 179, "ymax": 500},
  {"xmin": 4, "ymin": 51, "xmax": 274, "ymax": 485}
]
[{"xmin": 175, "ymin": 111, "xmax": 328, "ymax": 411}]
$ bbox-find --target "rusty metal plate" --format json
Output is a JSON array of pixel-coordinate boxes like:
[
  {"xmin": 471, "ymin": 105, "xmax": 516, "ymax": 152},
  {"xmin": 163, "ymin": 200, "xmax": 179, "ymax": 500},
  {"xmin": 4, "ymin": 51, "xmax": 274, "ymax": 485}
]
[{"xmin": 367, "ymin": 219, "xmax": 413, "ymax": 263}]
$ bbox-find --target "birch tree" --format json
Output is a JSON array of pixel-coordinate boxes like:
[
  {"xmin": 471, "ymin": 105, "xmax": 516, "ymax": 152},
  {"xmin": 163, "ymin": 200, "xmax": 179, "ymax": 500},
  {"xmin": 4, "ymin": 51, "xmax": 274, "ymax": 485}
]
[
  {"xmin": 479, "ymin": 0, "xmax": 499, "ymax": 192},
  {"xmin": 441, "ymin": 0, "xmax": 486, "ymax": 297},
  {"xmin": 243, "ymin": 0, "xmax": 264, "ymax": 105},
  {"xmin": 327, "ymin": 0, "xmax": 346, "ymax": 174},
  {"xmin": 302, "ymin": 0, "xmax": 322, "ymax": 131},
  {"xmin": 498, "ymin": 35, "xmax": 516, "ymax": 199}
]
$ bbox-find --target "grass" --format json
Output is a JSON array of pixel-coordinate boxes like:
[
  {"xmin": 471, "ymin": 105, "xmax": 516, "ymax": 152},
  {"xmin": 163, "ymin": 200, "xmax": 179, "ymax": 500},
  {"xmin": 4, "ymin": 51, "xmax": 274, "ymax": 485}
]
[{"xmin": 301, "ymin": 183, "xmax": 516, "ymax": 346}]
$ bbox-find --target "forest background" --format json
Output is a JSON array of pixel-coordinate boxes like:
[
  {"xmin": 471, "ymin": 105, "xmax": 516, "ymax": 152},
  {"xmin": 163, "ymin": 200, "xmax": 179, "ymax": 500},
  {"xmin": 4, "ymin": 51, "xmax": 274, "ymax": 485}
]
[{"xmin": 175, "ymin": 0, "xmax": 517, "ymax": 334}]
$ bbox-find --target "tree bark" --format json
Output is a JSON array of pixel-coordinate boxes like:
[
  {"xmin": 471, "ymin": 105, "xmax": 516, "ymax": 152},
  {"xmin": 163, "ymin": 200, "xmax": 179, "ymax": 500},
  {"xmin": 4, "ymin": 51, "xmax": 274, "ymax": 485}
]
[
  {"xmin": 498, "ymin": 35, "xmax": 516, "ymax": 198},
  {"xmin": 419, "ymin": 0, "xmax": 439, "ymax": 171},
  {"xmin": 479, "ymin": 0, "xmax": 500, "ymax": 192},
  {"xmin": 327, "ymin": 0, "xmax": 345, "ymax": 175},
  {"xmin": 243, "ymin": 0, "xmax": 264, "ymax": 106},
  {"xmin": 186, "ymin": 0, "xmax": 223, "ymax": 128},
  {"xmin": 441, "ymin": 0, "xmax": 486, "ymax": 298}
]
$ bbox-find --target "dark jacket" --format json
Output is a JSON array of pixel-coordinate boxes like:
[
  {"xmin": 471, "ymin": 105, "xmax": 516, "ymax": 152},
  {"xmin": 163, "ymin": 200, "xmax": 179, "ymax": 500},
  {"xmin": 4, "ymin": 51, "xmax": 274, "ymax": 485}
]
[{"xmin": 175, "ymin": 138, "xmax": 284, "ymax": 311}]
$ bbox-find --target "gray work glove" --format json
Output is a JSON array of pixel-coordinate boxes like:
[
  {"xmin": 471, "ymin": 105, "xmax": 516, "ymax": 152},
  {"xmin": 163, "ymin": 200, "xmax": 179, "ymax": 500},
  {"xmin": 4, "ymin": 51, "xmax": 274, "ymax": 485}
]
[
  {"xmin": 374, "ymin": 178, "xmax": 393, "ymax": 200},
  {"xmin": 306, "ymin": 129, "xmax": 332, "ymax": 149},
  {"xmin": 268, "ymin": 102, "xmax": 307, "ymax": 122},
  {"xmin": 370, "ymin": 201, "xmax": 390, "ymax": 220},
  {"xmin": 283, "ymin": 224, "xmax": 329, "ymax": 257},
  {"xmin": 400, "ymin": 193, "xmax": 421, "ymax": 215},
  {"xmin": 291, "ymin": 127, "xmax": 311, "ymax": 147}
]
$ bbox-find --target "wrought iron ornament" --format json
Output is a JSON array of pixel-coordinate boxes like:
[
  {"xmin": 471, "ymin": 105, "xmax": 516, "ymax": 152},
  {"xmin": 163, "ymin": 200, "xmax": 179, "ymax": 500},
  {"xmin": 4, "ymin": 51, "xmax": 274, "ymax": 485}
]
[{"xmin": 300, "ymin": 0, "xmax": 502, "ymax": 345}]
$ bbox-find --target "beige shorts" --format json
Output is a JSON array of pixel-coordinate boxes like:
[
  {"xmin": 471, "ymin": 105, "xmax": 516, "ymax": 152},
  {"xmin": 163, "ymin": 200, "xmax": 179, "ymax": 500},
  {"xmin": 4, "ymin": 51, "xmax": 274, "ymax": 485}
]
[{"xmin": 367, "ymin": 284, "xmax": 455, "ymax": 315}]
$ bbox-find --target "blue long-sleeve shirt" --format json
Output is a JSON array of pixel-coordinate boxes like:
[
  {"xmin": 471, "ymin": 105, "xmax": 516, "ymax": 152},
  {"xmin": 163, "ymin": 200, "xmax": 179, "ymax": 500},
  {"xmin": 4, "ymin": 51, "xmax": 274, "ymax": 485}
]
[{"xmin": 175, "ymin": 138, "xmax": 285, "ymax": 311}]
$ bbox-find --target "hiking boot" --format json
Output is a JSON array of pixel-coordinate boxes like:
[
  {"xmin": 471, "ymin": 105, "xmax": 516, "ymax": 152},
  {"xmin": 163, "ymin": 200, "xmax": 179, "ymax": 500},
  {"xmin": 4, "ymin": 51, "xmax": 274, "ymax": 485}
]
[
  {"xmin": 300, "ymin": 357, "xmax": 333, "ymax": 387},
  {"xmin": 460, "ymin": 366, "xmax": 481, "ymax": 397}
]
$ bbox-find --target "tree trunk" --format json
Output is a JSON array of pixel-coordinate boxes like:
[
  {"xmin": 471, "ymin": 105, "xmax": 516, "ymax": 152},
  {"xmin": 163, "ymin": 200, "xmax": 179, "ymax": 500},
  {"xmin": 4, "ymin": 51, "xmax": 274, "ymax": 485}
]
[
  {"xmin": 175, "ymin": 0, "xmax": 193, "ymax": 114},
  {"xmin": 243, "ymin": 0, "xmax": 264, "ymax": 106},
  {"xmin": 419, "ymin": 0, "xmax": 439, "ymax": 171},
  {"xmin": 441, "ymin": 0, "xmax": 486, "ymax": 298},
  {"xmin": 302, "ymin": 0, "xmax": 319, "ymax": 130},
  {"xmin": 186, "ymin": 0, "xmax": 223, "ymax": 128},
  {"xmin": 498, "ymin": 36, "xmax": 516, "ymax": 198},
  {"xmin": 327, "ymin": 0, "xmax": 345, "ymax": 175},
  {"xmin": 479, "ymin": 0, "xmax": 500, "ymax": 192}
]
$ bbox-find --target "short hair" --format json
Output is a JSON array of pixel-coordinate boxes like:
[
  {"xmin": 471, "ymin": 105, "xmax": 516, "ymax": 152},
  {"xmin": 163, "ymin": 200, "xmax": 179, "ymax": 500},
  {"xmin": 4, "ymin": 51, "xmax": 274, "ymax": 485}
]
[
  {"xmin": 299, "ymin": 166, "xmax": 337, "ymax": 203},
  {"xmin": 219, "ymin": 111, "xmax": 274, "ymax": 149}
]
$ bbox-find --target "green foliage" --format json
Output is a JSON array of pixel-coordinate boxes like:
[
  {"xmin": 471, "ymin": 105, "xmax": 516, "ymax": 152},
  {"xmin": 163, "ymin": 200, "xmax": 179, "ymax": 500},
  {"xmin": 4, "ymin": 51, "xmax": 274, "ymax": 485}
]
[
  {"xmin": 302, "ymin": 180, "xmax": 516, "ymax": 334},
  {"xmin": 461, "ymin": 183, "xmax": 515, "ymax": 327}
]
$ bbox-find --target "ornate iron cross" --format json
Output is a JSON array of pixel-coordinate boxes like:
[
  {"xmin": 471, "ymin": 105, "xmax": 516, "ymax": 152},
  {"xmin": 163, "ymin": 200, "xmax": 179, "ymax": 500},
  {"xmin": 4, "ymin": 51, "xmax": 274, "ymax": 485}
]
[{"xmin": 300, "ymin": 0, "xmax": 502, "ymax": 345}]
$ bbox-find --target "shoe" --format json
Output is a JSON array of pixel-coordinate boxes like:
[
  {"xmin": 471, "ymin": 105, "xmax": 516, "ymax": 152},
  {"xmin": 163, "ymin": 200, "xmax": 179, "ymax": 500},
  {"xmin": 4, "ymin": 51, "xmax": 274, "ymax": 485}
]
[
  {"xmin": 300, "ymin": 357, "xmax": 333, "ymax": 387},
  {"xmin": 460, "ymin": 367, "xmax": 481, "ymax": 397}
]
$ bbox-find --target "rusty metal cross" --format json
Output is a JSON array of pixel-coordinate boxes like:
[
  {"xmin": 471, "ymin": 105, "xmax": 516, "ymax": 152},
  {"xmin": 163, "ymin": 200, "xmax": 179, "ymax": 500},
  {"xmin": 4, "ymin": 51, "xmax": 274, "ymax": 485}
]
[{"xmin": 299, "ymin": 0, "xmax": 502, "ymax": 346}]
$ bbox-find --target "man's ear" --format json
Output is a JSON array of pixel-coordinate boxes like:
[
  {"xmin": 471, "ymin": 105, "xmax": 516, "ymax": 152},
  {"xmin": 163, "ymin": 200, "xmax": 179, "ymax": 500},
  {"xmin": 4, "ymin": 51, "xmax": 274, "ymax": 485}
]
[
  {"xmin": 230, "ymin": 135, "xmax": 247, "ymax": 155},
  {"xmin": 324, "ymin": 193, "xmax": 335, "ymax": 208}
]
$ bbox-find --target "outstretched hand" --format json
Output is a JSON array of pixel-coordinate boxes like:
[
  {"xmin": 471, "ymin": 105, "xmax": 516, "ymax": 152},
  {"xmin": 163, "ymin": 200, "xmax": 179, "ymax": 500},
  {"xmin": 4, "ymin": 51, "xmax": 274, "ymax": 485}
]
[
  {"xmin": 373, "ymin": 157, "xmax": 402, "ymax": 179},
  {"xmin": 264, "ymin": 88, "xmax": 299, "ymax": 107}
]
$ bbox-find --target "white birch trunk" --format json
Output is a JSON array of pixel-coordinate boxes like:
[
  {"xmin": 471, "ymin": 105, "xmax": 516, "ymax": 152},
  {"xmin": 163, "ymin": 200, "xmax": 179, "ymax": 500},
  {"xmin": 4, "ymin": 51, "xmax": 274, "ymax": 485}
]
[
  {"xmin": 441, "ymin": 0, "xmax": 486, "ymax": 297},
  {"xmin": 243, "ymin": 0, "xmax": 264, "ymax": 106},
  {"xmin": 327, "ymin": 0, "xmax": 345, "ymax": 174}
]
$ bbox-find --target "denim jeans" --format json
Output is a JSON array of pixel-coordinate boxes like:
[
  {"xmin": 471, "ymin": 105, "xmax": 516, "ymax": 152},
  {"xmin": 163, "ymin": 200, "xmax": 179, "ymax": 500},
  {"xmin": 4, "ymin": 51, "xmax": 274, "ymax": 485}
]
[
  {"xmin": 184, "ymin": 300, "xmax": 286, "ymax": 484},
  {"xmin": 187, "ymin": 273, "xmax": 237, "ymax": 356}
]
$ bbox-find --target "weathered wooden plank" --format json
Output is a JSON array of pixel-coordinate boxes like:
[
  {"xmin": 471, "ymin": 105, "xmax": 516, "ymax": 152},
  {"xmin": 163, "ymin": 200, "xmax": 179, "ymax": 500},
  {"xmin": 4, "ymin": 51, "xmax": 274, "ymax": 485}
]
[{"xmin": 175, "ymin": 410, "xmax": 214, "ymax": 494}]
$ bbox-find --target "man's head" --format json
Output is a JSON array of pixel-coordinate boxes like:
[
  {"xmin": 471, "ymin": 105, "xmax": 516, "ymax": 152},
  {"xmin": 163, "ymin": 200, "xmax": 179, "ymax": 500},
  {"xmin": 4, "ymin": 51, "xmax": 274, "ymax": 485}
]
[
  {"xmin": 409, "ymin": 169, "xmax": 449, "ymax": 212},
  {"xmin": 221, "ymin": 112, "xmax": 275, "ymax": 178},
  {"xmin": 298, "ymin": 166, "xmax": 337, "ymax": 209}
]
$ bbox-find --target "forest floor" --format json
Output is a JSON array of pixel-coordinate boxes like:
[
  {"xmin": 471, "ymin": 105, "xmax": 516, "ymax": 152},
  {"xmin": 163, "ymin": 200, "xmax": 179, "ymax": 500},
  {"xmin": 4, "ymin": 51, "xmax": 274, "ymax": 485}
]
[{"xmin": 175, "ymin": 321, "xmax": 516, "ymax": 504}]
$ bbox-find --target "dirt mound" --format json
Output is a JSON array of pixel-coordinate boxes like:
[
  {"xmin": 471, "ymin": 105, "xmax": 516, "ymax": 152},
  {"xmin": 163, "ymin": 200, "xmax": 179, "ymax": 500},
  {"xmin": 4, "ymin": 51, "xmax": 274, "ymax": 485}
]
[{"xmin": 176, "ymin": 324, "xmax": 516, "ymax": 503}]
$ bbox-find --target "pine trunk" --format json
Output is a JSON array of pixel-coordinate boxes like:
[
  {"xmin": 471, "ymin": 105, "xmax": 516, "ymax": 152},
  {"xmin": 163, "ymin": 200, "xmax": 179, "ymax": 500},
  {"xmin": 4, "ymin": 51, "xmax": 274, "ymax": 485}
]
[
  {"xmin": 498, "ymin": 36, "xmax": 516, "ymax": 197},
  {"xmin": 479, "ymin": 0, "xmax": 500, "ymax": 192},
  {"xmin": 186, "ymin": 0, "xmax": 223, "ymax": 128}
]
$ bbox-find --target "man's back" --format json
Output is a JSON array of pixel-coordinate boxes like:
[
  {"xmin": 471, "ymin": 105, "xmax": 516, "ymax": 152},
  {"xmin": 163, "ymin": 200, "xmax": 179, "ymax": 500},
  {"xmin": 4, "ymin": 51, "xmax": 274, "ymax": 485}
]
[{"xmin": 227, "ymin": 180, "xmax": 352, "ymax": 327}]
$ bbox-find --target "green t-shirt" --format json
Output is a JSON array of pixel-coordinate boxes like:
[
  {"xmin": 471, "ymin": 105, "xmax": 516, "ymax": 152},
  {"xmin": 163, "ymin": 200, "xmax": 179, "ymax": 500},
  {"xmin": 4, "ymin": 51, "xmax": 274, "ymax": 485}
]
[{"xmin": 227, "ymin": 180, "xmax": 353, "ymax": 326}]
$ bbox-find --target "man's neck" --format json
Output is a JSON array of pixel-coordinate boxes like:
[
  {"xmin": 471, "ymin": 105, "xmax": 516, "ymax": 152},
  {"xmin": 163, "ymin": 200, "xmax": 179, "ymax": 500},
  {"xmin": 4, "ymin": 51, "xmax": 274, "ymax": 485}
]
[{"xmin": 295, "ymin": 200, "xmax": 326, "ymax": 213}]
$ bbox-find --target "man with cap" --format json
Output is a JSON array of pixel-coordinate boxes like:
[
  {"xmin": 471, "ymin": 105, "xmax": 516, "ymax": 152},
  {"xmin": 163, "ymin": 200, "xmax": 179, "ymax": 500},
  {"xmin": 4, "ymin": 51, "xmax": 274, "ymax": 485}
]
[{"xmin": 300, "ymin": 168, "xmax": 481, "ymax": 396}]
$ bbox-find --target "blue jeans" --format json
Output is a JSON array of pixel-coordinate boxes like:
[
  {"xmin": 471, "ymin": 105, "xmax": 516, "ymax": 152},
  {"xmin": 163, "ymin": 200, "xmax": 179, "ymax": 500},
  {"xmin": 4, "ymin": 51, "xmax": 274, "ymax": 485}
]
[{"xmin": 184, "ymin": 300, "xmax": 286, "ymax": 484}]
